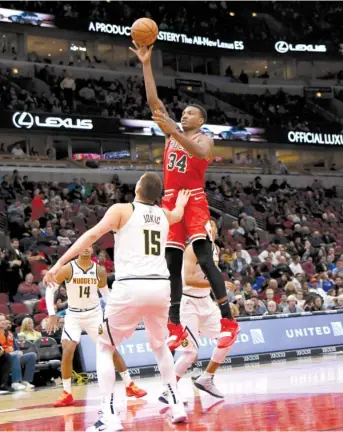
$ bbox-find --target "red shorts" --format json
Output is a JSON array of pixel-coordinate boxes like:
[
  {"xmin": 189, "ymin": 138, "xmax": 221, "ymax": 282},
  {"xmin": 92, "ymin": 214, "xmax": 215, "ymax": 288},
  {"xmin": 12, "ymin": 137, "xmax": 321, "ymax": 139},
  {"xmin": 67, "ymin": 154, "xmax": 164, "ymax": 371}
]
[{"xmin": 162, "ymin": 188, "xmax": 211, "ymax": 251}]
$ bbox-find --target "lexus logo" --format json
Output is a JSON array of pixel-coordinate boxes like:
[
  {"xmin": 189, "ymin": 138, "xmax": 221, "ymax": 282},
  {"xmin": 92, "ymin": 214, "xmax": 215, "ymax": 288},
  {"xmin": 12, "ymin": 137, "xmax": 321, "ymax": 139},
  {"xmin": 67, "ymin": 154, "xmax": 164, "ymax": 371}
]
[
  {"xmin": 13, "ymin": 111, "xmax": 34, "ymax": 129},
  {"xmin": 275, "ymin": 41, "xmax": 327, "ymax": 54},
  {"xmin": 12, "ymin": 112, "xmax": 93, "ymax": 130},
  {"xmin": 275, "ymin": 41, "xmax": 289, "ymax": 54}
]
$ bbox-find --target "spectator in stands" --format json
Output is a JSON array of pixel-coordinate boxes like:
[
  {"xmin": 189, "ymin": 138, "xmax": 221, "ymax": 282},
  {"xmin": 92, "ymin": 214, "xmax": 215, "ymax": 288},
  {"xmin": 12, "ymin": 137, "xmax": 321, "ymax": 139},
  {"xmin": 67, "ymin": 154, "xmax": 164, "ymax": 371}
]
[
  {"xmin": 31, "ymin": 190, "xmax": 47, "ymax": 222},
  {"xmin": 55, "ymin": 286, "xmax": 68, "ymax": 316},
  {"xmin": 236, "ymin": 243, "xmax": 252, "ymax": 265},
  {"xmin": 309, "ymin": 278, "xmax": 327, "ymax": 299},
  {"xmin": 273, "ymin": 228, "xmax": 288, "ymax": 245},
  {"xmin": 18, "ymin": 318, "xmax": 42, "ymax": 342},
  {"xmin": 239, "ymin": 212, "xmax": 257, "ymax": 234},
  {"xmin": 251, "ymin": 294, "xmax": 267, "ymax": 315},
  {"xmin": 60, "ymin": 72, "xmax": 75, "ymax": 110},
  {"xmin": 241, "ymin": 299, "xmax": 256, "ymax": 317},
  {"xmin": 0, "ymin": 344, "xmax": 12, "ymax": 391},
  {"xmin": 333, "ymin": 294, "xmax": 343, "ymax": 309},
  {"xmin": 322, "ymin": 208, "xmax": 337, "ymax": 224},
  {"xmin": 283, "ymin": 295, "xmax": 303, "ymax": 314},
  {"xmin": 265, "ymin": 300, "xmax": 279, "ymax": 315},
  {"xmin": 0, "ymin": 142, "xmax": 8, "ymax": 155},
  {"xmin": 231, "ymin": 250, "xmax": 248, "ymax": 274},
  {"xmin": 92, "ymin": 249, "xmax": 114, "ymax": 274},
  {"xmin": 11, "ymin": 143, "xmax": 25, "ymax": 158},
  {"xmin": 289, "ymin": 256, "xmax": 304, "ymax": 275},
  {"xmin": 17, "ymin": 273, "xmax": 40, "ymax": 314},
  {"xmin": 229, "ymin": 220, "xmax": 244, "ymax": 238},
  {"xmin": 302, "ymin": 257, "xmax": 316, "ymax": 278},
  {"xmin": 0, "ymin": 314, "xmax": 37, "ymax": 391}
]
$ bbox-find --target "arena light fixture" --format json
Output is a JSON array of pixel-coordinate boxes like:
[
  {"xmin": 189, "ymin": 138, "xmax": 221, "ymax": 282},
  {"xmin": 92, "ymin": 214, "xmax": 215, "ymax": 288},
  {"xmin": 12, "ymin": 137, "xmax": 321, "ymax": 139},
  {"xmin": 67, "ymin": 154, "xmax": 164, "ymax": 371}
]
[
  {"xmin": 229, "ymin": 12, "xmax": 235, "ymax": 17},
  {"xmin": 252, "ymin": 12, "xmax": 257, "ymax": 17}
]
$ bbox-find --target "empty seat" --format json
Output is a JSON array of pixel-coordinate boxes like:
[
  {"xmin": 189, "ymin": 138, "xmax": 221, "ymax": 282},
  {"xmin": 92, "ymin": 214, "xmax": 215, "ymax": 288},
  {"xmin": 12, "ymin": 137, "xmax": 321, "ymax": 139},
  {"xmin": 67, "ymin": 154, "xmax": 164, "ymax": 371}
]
[
  {"xmin": 33, "ymin": 313, "xmax": 48, "ymax": 325},
  {"xmin": 0, "ymin": 293, "xmax": 9, "ymax": 304},
  {"xmin": 0, "ymin": 304, "xmax": 9, "ymax": 314},
  {"xmin": 9, "ymin": 303, "xmax": 29, "ymax": 315},
  {"xmin": 34, "ymin": 337, "xmax": 61, "ymax": 362}
]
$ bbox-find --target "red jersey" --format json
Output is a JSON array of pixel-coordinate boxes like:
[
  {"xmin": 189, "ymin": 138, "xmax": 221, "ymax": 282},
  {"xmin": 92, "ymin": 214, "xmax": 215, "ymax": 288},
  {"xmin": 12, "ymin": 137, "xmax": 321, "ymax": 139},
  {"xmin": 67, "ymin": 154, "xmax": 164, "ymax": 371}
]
[{"xmin": 163, "ymin": 132, "xmax": 210, "ymax": 191}]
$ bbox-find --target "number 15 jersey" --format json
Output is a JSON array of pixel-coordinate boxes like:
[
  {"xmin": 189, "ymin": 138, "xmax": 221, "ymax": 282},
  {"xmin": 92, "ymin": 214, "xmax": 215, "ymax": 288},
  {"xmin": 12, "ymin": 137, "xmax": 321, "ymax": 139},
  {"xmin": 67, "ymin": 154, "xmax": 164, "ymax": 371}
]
[
  {"xmin": 65, "ymin": 260, "xmax": 100, "ymax": 310},
  {"xmin": 114, "ymin": 202, "xmax": 170, "ymax": 281},
  {"xmin": 164, "ymin": 132, "xmax": 210, "ymax": 191}
]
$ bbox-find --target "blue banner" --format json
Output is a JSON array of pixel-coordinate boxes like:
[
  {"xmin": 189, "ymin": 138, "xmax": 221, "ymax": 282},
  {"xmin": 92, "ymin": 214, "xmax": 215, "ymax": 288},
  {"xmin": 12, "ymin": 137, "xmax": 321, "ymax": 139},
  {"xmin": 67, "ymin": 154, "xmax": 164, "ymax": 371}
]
[{"xmin": 78, "ymin": 312, "xmax": 343, "ymax": 372}]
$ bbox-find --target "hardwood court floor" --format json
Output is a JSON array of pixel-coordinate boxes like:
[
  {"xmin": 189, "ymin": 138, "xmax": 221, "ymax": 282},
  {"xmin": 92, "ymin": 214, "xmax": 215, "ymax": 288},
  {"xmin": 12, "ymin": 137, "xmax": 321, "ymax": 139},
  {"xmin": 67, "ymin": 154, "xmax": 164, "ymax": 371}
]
[{"xmin": 0, "ymin": 355, "xmax": 342, "ymax": 431}]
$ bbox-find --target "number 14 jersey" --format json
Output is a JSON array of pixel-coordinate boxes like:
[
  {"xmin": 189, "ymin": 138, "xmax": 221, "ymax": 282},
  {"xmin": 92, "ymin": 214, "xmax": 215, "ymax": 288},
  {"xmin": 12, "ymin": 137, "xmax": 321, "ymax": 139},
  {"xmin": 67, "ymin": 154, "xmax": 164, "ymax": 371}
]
[
  {"xmin": 65, "ymin": 261, "xmax": 100, "ymax": 310},
  {"xmin": 114, "ymin": 202, "xmax": 170, "ymax": 281},
  {"xmin": 164, "ymin": 132, "xmax": 210, "ymax": 191}
]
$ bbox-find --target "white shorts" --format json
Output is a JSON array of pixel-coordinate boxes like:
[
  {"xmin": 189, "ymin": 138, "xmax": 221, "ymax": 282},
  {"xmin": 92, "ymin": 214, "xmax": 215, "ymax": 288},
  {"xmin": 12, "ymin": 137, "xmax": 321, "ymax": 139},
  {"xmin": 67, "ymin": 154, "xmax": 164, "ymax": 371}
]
[
  {"xmin": 179, "ymin": 287, "xmax": 221, "ymax": 352},
  {"xmin": 62, "ymin": 306, "xmax": 103, "ymax": 344},
  {"xmin": 98, "ymin": 278, "xmax": 170, "ymax": 350}
]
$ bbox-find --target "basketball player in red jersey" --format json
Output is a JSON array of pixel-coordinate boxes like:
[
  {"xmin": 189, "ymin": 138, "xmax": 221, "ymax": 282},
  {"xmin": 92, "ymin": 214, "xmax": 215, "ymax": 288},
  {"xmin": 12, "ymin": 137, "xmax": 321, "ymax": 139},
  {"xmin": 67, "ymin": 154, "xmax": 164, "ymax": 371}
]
[{"xmin": 130, "ymin": 43, "xmax": 239, "ymax": 350}]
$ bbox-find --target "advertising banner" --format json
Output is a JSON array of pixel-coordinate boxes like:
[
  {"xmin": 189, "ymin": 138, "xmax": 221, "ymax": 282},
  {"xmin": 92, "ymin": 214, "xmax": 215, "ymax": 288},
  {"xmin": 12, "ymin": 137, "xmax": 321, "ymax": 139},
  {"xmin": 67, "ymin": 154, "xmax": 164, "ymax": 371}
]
[
  {"xmin": 119, "ymin": 119, "xmax": 267, "ymax": 142},
  {"xmin": 1, "ymin": 111, "xmax": 120, "ymax": 135},
  {"xmin": 0, "ymin": 7, "xmax": 55, "ymax": 27},
  {"xmin": 88, "ymin": 22, "xmax": 244, "ymax": 51},
  {"xmin": 78, "ymin": 311, "xmax": 343, "ymax": 373},
  {"xmin": 266, "ymin": 127, "xmax": 343, "ymax": 146}
]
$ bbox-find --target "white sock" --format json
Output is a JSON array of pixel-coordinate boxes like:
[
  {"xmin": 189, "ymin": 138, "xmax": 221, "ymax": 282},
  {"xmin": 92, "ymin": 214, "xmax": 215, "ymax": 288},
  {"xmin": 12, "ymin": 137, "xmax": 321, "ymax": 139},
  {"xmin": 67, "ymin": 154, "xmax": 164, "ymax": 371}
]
[
  {"xmin": 153, "ymin": 344, "xmax": 179, "ymax": 404},
  {"xmin": 202, "ymin": 371, "xmax": 214, "ymax": 379},
  {"xmin": 119, "ymin": 370, "xmax": 131, "ymax": 387},
  {"xmin": 96, "ymin": 344, "xmax": 116, "ymax": 416},
  {"xmin": 63, "ymin": 378, "xmax": 71, "ymax": 394}
]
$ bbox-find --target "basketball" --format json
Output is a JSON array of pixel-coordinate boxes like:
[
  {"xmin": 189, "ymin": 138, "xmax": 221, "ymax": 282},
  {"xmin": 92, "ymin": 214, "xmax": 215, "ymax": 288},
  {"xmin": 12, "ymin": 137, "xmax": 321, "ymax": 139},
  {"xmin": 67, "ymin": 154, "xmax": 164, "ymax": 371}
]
[{"xmin": 131, "ymin": 18, "xmax": 159, "ymax": 46}]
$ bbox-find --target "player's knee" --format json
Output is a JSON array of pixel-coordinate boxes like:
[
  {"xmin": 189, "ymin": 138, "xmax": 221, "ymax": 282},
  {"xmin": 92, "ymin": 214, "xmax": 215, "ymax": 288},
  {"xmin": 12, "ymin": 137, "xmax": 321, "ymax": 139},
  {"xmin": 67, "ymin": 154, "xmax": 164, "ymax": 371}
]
[
  {"xmin": 192, "ymin": 239, "xmax": 212, "ymax": 268},
  {"xmin": 166, "ymin": 247, "xmax": 183, "ymax": 276},
  {"xmin": 62, "ymin": 341, "xmax": 77, "ymax": 358}
]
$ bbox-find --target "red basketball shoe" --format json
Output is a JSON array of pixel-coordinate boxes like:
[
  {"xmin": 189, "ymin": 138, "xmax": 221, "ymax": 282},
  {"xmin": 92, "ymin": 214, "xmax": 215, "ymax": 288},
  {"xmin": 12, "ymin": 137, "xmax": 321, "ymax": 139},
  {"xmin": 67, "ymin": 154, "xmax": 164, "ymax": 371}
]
[
  {"xmin": 53, "ymin": 391, "xmax": 74, "ymax": 407},
  {"xmin": 126, "ymin": 381, "xmax": 147, "ymax": 398}
]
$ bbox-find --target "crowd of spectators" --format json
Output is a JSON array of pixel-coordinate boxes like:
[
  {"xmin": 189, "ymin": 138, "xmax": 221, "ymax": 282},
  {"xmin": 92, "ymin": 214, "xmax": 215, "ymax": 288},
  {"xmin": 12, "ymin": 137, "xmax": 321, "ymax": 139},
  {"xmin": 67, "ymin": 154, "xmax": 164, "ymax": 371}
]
[{"xmin": 206, "ymin": 174, "xmax": 343, "ymax": 317}]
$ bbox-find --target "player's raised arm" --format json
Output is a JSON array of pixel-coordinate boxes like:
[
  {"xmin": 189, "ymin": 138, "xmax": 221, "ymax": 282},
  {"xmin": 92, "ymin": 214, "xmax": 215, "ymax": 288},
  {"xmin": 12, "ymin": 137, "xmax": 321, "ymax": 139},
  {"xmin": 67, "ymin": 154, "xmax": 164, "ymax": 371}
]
[
  {"xmin": 129, "ymin": 43, "xmax": 168, "ymax": 116},
  {"xmin": 163, "ymin": 189, "xmax": 191, "ymax": 225},
  {"xmin": 44, "ymin": 204, "xmax": 127, "ymax": 285}
]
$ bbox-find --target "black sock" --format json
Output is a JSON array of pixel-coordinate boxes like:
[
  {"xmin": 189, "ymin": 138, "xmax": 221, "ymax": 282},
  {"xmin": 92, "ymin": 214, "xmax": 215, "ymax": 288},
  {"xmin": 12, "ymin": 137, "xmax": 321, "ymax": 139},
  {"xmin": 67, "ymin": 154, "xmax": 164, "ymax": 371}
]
[
  {"xmin": 166, "ymin": 247, "xmax": 184, "ymax": 325},
  {"xmin": 192, "ymin": 239, "xmax": 233, "ymax": 320}
]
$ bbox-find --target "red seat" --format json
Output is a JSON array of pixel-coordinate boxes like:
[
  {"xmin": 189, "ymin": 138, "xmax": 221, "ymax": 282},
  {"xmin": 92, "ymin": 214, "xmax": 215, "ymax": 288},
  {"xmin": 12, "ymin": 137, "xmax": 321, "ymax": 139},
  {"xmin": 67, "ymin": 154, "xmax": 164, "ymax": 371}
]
[
  {"xmin": 10, "ymin": 303, "xmax": 29, "ymax": 315},
  {"xmin": 34, "ymin": 313, "xmax": 48, "ymax": 325},
  {"xmin": 0, "ymin": 293, "xmax": 9, "ymax": 304},
  {"xmin": 0, "ymin": 304, "xmax": 9, "ymax": 314}
]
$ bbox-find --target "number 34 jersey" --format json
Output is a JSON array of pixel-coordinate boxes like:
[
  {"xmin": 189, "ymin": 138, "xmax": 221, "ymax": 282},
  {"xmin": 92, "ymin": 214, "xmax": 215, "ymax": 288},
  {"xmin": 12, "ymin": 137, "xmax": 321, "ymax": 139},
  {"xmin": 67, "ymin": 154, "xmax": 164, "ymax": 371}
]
[
  {"xmin": 114, "ymin": 202, "xmax": 170, "ymax": 281},
  {"xmin": 163, "ymin": 132, "xmax": 211, "ymax": 191},
  {"xmin": 65, "ymin": 261, "xmax": 100, "ymax": 310}
]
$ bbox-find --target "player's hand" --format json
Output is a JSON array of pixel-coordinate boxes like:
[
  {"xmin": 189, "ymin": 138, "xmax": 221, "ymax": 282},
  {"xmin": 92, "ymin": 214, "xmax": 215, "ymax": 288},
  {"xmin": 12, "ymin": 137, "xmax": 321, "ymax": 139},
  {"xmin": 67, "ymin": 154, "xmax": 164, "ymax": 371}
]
[
  {"xmin": 129, "ymin": 42, "xmax": 153, "ymax": 64},
  {"xmin": 152, "ymin": 110, "xmax": 178, "ymax": 134},
  {"xmin": 43, "ymin": 262, "xmax": 61, "ymax": 286},
  {"xmin": 176, "ymin": 189, "xmax": 191, "ymax": 208},
  {"xmin": 46, "ymin": 315, "xmax": 58, "ymax": 335}
]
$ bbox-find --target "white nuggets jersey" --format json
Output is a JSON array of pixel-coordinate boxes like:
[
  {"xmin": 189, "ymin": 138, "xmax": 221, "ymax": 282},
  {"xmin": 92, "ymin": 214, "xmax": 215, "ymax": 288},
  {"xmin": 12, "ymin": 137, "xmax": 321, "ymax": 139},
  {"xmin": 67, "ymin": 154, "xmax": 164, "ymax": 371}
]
[
  {"xmin": 65, "ymin": 260, "xmax": 100, "ymax": 310},
  {"xmin": 114, "ymin": 202, "xmax": 170, "ymax": 280}
]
